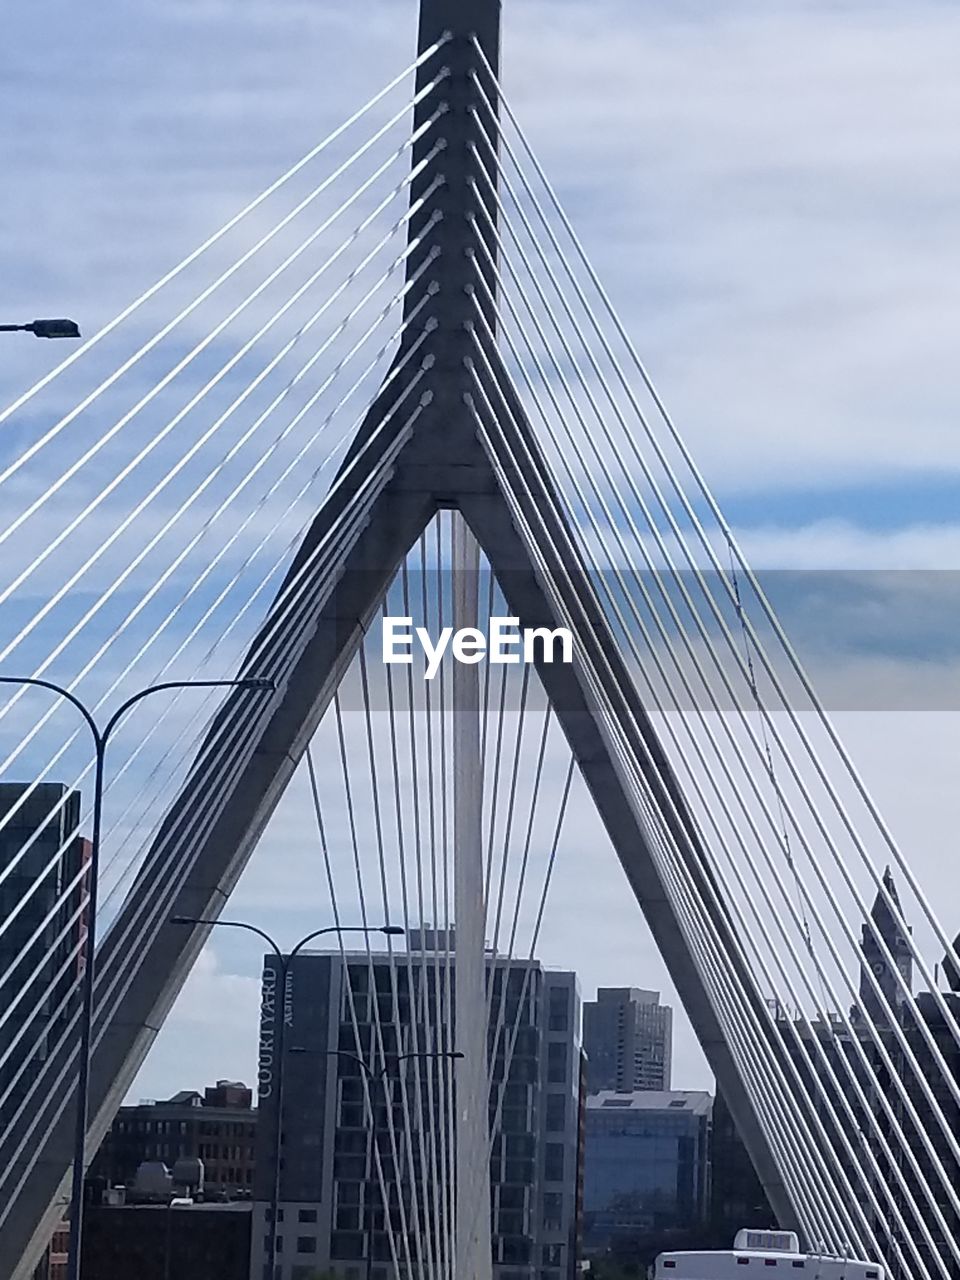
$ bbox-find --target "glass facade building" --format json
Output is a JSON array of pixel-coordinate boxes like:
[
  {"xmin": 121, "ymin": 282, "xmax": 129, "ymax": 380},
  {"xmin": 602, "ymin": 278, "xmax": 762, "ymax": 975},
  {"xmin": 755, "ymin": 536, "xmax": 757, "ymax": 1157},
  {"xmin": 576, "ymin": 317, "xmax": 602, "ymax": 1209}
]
[{"xmin": 582, "ymin": 1091, "xmax": 711, "ymax": 1251}]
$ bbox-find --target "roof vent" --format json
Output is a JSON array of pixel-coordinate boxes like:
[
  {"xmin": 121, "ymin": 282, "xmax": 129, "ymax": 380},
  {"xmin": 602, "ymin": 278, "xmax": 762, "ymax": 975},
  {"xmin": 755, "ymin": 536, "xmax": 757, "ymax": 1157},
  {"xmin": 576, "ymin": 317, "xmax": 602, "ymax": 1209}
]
[{"xmin": 735, "ymin": 1231, "xmax": 800, "ymax": 1254}]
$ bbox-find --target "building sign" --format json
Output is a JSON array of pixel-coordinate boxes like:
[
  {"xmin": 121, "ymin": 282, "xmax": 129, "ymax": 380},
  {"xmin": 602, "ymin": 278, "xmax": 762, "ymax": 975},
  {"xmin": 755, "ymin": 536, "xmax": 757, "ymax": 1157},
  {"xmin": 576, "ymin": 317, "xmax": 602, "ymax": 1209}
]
[{"xmin": 258, "ymin": 964, "xmax": 277, "ymax": 1102}]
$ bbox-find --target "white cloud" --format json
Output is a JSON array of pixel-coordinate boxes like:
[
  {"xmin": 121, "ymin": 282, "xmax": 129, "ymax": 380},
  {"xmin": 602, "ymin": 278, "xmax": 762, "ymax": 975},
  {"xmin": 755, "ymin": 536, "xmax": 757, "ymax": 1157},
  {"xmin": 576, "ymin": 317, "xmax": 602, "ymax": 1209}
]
[
  {"xmin": 131, "ymin": 945, "xmax": 261, "ymax": 1101},
  {"xmin": 736, "ymin": 521, "xmax": 960, "ymax": 571},
  {"xmin": 503, "ymin": 0, "xmax": 960, "ymax": 491}
]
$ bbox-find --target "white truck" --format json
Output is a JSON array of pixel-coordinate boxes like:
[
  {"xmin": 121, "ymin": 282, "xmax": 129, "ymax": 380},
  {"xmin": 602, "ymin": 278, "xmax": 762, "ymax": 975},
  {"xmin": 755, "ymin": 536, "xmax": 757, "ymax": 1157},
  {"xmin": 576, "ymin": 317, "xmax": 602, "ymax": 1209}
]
[{"xmin": 654, "ymin": 1230, "xmax": 885, "ymax": 1280}]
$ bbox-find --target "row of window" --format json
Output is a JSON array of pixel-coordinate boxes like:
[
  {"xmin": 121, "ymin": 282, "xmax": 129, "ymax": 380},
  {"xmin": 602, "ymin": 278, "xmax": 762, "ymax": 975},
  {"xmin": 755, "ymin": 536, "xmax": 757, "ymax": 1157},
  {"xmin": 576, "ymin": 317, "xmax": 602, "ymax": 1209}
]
[
  {"xmin": 344, "ymin": 963, "xmax": 542, "ymax": 995},
  {"xmin": 198, "ymin": 1143, "xmax": 251, "ymax": 1161},
  {"xmin": 262, "ymin": 1234, "xmax": 317, "ymax": 1254},
  {"xmin": 334, "ymin": 980, "xmax": 565, "ymax": 1034},
  {"xmin": 265, "ymin": 1206, "xmax": 317, "ymax": 1223},
  {"xmin": 120, "ymin": 1139, "xmax": 252, "ymax": 1163},
  {"xmin": 114, "ymin": 1118, "xmax": 254, "ymax": 1137}
]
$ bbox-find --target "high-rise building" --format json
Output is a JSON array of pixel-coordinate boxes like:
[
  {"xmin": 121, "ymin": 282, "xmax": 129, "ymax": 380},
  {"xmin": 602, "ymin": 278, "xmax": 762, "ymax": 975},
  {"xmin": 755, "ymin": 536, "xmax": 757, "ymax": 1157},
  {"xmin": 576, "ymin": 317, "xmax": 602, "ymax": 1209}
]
[
  {"xmin": 0, "ymin": 782, "xmax": 90, "ymax": 1135},
  {"xmin": 582, "ymin": 1090, "xmax": 712, "ymax": 1252},
  {"xmin": 250, "ymin": 943, "xmax": 582, "ymax": 1280},
  {"xmin": 582, "ymin": 988, "xmax": 672, "ymax": 1094}
]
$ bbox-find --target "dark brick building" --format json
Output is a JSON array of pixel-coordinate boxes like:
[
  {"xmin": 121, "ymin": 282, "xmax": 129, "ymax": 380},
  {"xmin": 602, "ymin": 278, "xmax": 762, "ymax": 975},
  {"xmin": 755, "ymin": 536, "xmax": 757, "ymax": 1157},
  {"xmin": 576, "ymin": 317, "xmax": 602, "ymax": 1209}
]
[
  {"xmin": 81, "ymin": 1202, "xmax": 251, "ymax": 1280},
  {"xmin": 90, "ymin": 1080, "xmax": 257, "ymax": 1197}
]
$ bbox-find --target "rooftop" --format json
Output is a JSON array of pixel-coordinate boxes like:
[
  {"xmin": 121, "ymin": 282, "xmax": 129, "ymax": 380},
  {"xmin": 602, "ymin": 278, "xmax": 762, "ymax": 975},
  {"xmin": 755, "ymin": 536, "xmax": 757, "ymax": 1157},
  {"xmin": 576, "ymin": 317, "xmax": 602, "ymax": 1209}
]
[{"xmin": 587, "ymin": 1089, "xmax": 712, "ymax": 1116}]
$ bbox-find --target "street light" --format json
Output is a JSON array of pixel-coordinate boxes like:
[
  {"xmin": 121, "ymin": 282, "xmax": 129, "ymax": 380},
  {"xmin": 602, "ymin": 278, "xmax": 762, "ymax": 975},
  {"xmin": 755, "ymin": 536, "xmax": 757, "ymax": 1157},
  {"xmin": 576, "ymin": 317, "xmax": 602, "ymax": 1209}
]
[
  {"xmin": 317, "ymin": 1048, "xmax": 465, "ymax": 1280},
  {"xmin": 0, "ymin": 318, "xmax": 81, "ymax": 339},
  {"xmin": 168, "ymin": 917, "xmax": 405, "ymax": 1279},
  {"xmin": 0, "ymin": 672, "xmax": 274, "ymax": 1280}
]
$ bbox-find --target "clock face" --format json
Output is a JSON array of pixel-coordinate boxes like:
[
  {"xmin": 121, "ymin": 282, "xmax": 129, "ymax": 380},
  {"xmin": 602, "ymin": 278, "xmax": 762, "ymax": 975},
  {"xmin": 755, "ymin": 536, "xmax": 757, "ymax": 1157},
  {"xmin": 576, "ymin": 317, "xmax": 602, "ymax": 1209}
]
[{"xmin": 871, "ymin": 961, "xmax": 886, "ymax": 977}]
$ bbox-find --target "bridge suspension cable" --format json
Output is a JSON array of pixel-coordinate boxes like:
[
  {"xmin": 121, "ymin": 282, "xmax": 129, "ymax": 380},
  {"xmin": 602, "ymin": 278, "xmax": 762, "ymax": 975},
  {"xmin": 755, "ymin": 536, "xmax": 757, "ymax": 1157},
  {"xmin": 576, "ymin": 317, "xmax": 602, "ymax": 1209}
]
[
  {"xmin": 464, "ymin": 46, "xmax": 960, "ymax": 1274},
  {"xmin": 464, "ymin": 202, "xmax": 949, "ymax": 1275},
  {"xmin": 0, "ymin": 40, "xmax": 451, "ymax": 1222},
  {"xmin": 0, "ymin": 35, "xmax": 450, "ymax": 443},
  {"xmin": 0, "ymin": 61, "xmax": 450, "ymax": 971}
]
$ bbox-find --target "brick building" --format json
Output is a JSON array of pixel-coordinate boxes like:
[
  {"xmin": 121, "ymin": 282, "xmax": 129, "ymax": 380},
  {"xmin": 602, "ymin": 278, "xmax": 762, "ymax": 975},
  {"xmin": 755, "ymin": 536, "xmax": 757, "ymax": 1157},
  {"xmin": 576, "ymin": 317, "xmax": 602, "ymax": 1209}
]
[
  {"xmin": 89, "ymin": 1080, "xmax": 257, "ymax": 1197},
  {"xmin": 81, "ymin": 1202, "xmax": 251, "ymax": 1280}
]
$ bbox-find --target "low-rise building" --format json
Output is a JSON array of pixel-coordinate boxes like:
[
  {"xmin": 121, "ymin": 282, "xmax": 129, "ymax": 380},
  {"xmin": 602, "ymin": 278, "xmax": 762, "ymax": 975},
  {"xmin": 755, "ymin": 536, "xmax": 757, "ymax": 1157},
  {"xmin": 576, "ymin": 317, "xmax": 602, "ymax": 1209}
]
[
  {"xmin": 31, "ymin": 1215, "xmax": 68, "ymax": 1280},
  {"xmin": 582, "ymin": 1090, "xmax": 712, "ymax": 1253},
  {"xmin": 89, "ymin": 1080, "xmax": 257, "ymax": 1197},
  {"xmin": 81, "ymin": 1201, "xmax": 251, "ymax": 1280}
]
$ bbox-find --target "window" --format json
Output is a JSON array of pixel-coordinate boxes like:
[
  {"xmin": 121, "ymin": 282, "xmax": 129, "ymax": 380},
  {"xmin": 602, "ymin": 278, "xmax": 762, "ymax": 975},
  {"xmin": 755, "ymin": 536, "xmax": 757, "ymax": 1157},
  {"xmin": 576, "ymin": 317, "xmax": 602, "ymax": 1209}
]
[
  {"xmin": 331, "ymin": 1231, "xmax": 364, "ymax": 1260},
  {"xmin": 544, "ymin": 1143, "xmax": 564, "ymax": 1182},
  {"xmin": 296, "ymin": 1237, "xmax": 317, "ymax": 1254},
  {"xmin": 340, "ymin": 1102, "xmax": 364, "ymax": 1128},
  {"xmin": 500, "ymin": 1107, "xmax": 530, "ymax": 1135},
  {"xmin": 543, "ymin": 1244, "xmax": 564, "ymax": 1267},
  {"xmin": 334, "ymin": 1154, "xmax": 366, "ymax": 1181},
  {"xmin": 542, "ymin": 1192, "xmax": 562, "ymax": 1230},
  {"xmin": 545, "ymin": 1093, "xmax": 565, "ymax": 1132},
  {"xmin": 498, "ymin": 1209, "xmax": 525, "ymax": 1236},
  {"xmin": 503, "ymin": 1156, "xmax": 536, "ymax": 1185},
  {"xmin": 506, "ymin": 1133, "xmax": 535, "ymax": 1160},
  {"xmin": 501, "ymin": 1238, "xmax": 532, "ymax": 1265},
  {"xmin": 547, "ymin": 1042, "xmax": 567, "ymax": 1085},
  {"xmin": 548, "ymin": 987, "xmax": 569, "ymax": 1032},
  {"xmin": 499, "ymin": 1185, "xmax": 526, "ymax": 1211},
  {"xmin": 336, "ymin": 1130, "xmax": 368, "ymax": 1154},
  {"xmin": 298, "ymin": 1208, "xmax": 318, "ymax": 1224}
]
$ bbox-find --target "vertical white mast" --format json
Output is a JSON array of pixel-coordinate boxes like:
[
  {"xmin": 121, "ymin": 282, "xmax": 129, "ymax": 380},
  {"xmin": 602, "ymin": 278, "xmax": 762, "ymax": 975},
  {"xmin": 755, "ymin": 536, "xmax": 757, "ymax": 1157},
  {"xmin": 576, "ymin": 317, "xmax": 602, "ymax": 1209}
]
[{"xmin": 452, "ymin": 512, "xmax": 494, "ymax": 1280}]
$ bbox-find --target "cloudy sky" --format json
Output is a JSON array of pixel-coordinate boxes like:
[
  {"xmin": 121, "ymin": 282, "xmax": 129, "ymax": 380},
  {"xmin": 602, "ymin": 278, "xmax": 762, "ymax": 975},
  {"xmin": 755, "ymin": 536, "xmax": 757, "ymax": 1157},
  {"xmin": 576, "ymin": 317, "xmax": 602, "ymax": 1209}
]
[{"xmin": 4, "ymin": 0, "xmax": 960, "ymax": 1104}]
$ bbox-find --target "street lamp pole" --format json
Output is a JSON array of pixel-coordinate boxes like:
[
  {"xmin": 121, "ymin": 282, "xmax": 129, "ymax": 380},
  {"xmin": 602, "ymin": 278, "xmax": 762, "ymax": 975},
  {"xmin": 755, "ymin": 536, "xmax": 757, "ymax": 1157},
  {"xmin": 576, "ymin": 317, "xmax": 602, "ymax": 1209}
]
[
  {"xmin": 323, "ymin": 1049, "xmax": 464, "ymax": 1280},
  {"xmin": 0, "ymin": 673, "xmax": 274, "ymax": 1280},
  {"xmin": 169, "ymin": 918, "xmax": 405, "ymax": 1279}
]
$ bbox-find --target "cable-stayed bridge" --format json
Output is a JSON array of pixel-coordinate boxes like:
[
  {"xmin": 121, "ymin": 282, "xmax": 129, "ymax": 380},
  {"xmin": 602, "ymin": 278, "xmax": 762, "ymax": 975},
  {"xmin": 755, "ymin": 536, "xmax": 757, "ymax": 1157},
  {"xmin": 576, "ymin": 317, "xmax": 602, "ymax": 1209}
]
[{"xmin": 1, "ymin": 1, "xmax": 960, "ymax": 1278}]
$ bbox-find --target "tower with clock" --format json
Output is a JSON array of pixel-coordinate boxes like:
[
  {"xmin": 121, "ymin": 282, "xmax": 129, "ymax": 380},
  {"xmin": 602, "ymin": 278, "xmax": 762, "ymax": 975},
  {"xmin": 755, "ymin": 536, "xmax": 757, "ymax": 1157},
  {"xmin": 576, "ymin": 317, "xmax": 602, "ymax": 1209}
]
[{"xmin": 855, "ymin": 866, "xmax": 913, "ymax": 1026}]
